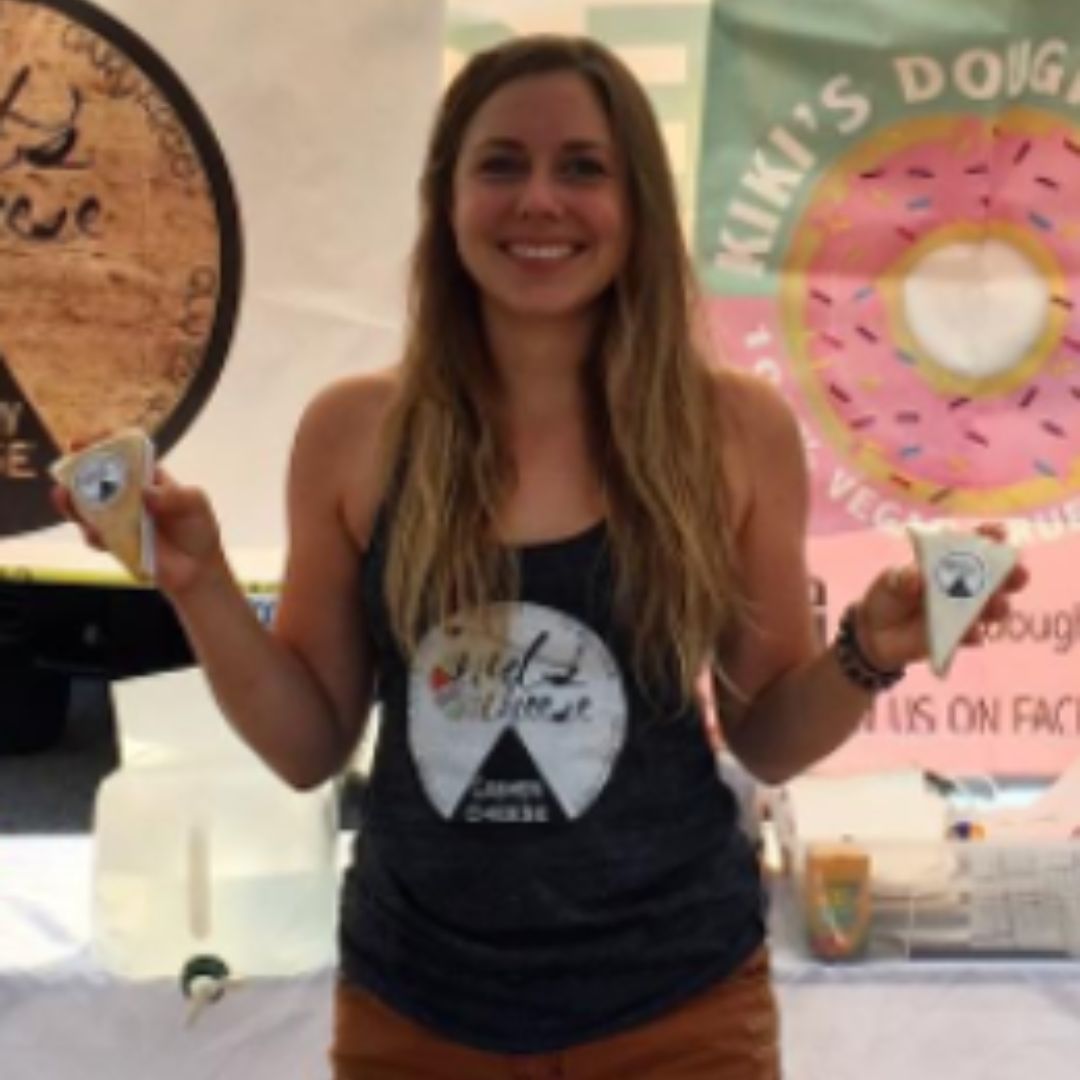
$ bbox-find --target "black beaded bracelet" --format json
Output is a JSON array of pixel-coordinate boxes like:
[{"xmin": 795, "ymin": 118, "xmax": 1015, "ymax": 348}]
[{"xmin": 833, "ymin": 604, "xmax": 906, "ymax": 693}]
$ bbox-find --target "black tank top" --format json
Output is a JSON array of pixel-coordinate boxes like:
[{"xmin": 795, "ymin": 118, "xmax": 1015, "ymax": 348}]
[{"xmin": 338, "ymin": 510, "xmax": 766, "ymax": 1054}]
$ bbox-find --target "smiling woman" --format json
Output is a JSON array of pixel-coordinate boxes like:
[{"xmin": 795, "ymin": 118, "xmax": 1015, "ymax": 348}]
[{"xmin": 53, "ymin": 29, "xmax": 1028, "ymax": 1080}]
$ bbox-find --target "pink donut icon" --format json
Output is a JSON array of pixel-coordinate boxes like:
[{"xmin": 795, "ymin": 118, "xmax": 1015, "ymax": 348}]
[{"xmin": 783, "ymin": 108, "xmax": 1080, "ymax": 516}]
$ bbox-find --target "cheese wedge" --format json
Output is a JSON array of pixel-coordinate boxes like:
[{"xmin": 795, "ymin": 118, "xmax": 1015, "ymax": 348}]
[
  {"xmin": 51, "ymin": 429, "xmax": 156, "ymax": 581},
  {"xmin": 908, "ymin": 524, "xmax": 1017, "ymax": 677}
]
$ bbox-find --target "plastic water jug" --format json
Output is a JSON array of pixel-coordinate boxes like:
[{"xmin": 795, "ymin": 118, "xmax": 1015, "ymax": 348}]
[{"xmin": 91, "ymin": 667, "xmax": 339, "ymax": 981}]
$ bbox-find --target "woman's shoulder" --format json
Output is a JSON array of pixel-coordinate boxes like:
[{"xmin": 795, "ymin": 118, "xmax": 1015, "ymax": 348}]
[
  {"xmin": 705, "ymin": 366, "xmax": 807, "ymax": 528},
  {"xmin": 298, "ymin": 366, "xmax": 402, "ymax": 438},
  {"xmin": 707, "ymin": 366, "xmax": 798, "ymax": 436},
  {"xmin": 290, "ymin": 365, "xmax": 403, "ymax": 547}
]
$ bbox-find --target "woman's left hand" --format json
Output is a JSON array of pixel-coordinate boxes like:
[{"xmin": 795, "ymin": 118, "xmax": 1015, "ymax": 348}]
[{"xmin": 851, "ymin": 524, "xmax": 1030, "ymax": 674}]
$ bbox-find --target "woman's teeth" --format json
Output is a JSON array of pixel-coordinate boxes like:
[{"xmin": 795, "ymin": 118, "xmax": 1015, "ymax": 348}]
[{"xmin": 507, "ymin": 243, "xmax": 576, "ymax": 260}]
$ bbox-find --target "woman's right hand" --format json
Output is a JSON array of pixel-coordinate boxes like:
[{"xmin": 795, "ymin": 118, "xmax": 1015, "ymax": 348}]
[
  {"xmin": 51, "ymin": 466, "xmax": 229, "ymax": 600},
  {"xmin": 140, "ymin": 469, "xmax": 230, "ymax": 599}
]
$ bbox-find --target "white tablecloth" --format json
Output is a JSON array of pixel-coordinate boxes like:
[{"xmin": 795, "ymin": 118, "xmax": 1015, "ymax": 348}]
[
  {"xmin": 3, "ymin": 837, "xmax": 1080, "ymax": 1079},
  {"xmin": 776, "ymin": 950, "xmax": 1080, "ymax": 1080},
  {"xmin": 1, "ymin": 836, "xmax": 335, "ymax": 1079},
  {"xmin": 770, "ymin": 876, "xmax": 1080, "ymax": 1080}
]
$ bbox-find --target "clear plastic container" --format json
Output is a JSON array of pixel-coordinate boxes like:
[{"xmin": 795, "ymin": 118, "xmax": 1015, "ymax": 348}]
[
  {"xmin": 780, "ymin": 834, "xmax": 1080, "ymax": 959},
  {"xmin": 91, "ymin": 762, "xmax": 338, "ymax": 980}
]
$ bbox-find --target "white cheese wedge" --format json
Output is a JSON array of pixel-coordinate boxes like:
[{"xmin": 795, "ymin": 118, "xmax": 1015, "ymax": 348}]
[
  {"xmin": 908, "ymin": 524, "xmax": 1017, "ymax": 677},
  {"xmin": 51, "ymin": 429, "xmax": 156, "ymax": 581}
]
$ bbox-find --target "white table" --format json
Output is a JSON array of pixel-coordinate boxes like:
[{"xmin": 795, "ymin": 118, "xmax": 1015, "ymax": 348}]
[
  {"xmin": 1, "ymin": 837, "xmax": 334, "ymax": 1080},
  {"xmin": 771, "ymin": 881, "xmax": 1080, "ymax": 1080},
  {"xmin": 4, "ymin": 836, "xmax": 1080, "ymax": 1079}
]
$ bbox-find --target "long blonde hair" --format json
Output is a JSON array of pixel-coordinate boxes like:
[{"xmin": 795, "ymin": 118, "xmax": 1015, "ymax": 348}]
[{"xmin": 380, "ymin": 34, "xmax": 744, "ymax": 702}]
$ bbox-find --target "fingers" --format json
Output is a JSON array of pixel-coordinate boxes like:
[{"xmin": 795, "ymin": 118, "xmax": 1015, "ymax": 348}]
[
  {"xmin": 956, "ymin": 553, "xmax": 1029, "ymax": 650},
  {"xmin": 1003, "ymin": 560, "xmax": 1029, "ymax": 593},
  {"xmin": 142, "ymin": 479, "xmax": 222, "ymax": 568},
  {"xmin": 962, "ymin": 603, "xmax": 1005, "ymax": 647},
  {"xmin": 972, "ymin": 522, "xmax": 1028, "ymax": 595},
  {"xmin": 973, "ymin": 560, "xmax": 1028, "ymax": 630},
  {"xmin": 49, "ymin": 482, "xmax": 71, "ymax": 519},
  {"xmin": 974, "ymin": 520, "xmax": 1008, "ymax": 543},
  {"xmin": 865, "ymin": 562, "xmax": 923, "ymax": 625},
  {"xmin": 150, "ymin": 463, "xmax": 175, "ymax": 488},
  {"xmin": 979, "ymin": 590, "xmax": 1010, "ymax": 622},
  {"xmin": 143, "ymin": 477, "xmax": 207, "ymax": 519},
  {"xmin": 884, "ymin": 564, "xmax": 920, "ymax": 597}
]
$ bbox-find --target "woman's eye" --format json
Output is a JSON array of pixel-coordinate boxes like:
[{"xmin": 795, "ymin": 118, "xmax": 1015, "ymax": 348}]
[
  {"xmin": 477, "ymin": 154, "xmax": 524, "ymax": 177},
  {"xmin": 561, "ymin": 156, "xmax": 607, "ymax": 180}
]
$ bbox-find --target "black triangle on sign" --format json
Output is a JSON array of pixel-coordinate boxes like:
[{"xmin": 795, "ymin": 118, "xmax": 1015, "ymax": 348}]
[
  {"xmin": 452, "ymin": 727, "xmax": 568, "ymax": 826},
  {"xmin": 0, "ymin": 356, "xmax": 63, "ymax": 536}
]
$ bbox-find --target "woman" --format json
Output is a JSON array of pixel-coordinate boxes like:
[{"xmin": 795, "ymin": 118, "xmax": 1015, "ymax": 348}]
[{"xmin": 58, "ymin": 34, "xmax": 1025, "ymax": 1079}]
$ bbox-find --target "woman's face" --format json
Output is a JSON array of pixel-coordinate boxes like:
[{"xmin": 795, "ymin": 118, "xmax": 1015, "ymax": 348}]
[{"xmin": 451, "ymin": 70, "xmax": 630, "ymax": 330}]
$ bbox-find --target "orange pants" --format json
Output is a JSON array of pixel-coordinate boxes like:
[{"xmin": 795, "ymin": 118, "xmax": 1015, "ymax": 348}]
[{"xmin": 330, "ymin": 947, "xmax": 781, "ymax": 1080}]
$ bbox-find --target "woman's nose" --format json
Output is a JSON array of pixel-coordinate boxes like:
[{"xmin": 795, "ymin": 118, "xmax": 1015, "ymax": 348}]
[{"xmin": 515, "ymin": 170, "xmax": 563, "ymax": 218}]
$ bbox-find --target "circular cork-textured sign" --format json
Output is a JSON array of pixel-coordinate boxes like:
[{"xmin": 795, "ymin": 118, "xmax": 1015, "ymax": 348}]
[{"xmin": 0, "ymin": 0, "xmax": 241, "ymax": 535}]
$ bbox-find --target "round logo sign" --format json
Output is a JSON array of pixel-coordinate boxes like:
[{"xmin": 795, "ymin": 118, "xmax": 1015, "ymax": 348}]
[{"xmin": 0, "ymin": 0, "xmax": 241, "ymax": 535}]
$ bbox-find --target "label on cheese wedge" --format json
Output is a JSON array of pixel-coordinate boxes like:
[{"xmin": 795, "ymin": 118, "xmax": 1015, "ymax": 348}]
[{"xmin": 51, "ymin": 430, "xmax": 155, "ymax": 581}]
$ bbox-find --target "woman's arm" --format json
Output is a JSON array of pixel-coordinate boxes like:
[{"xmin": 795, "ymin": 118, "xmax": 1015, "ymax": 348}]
[
  {"xmin": 714, "ymin": 372, "xmax": 1024, "ymax": 785},
  {"xmin": 61, "ymin": 376, "xmax": 392, "ymax": 790}
]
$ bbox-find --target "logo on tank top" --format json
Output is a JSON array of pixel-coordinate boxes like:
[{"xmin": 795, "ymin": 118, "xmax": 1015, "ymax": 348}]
[{"xmin": 408, "ymin": 602, "xmax": 628, "ymax": 825}]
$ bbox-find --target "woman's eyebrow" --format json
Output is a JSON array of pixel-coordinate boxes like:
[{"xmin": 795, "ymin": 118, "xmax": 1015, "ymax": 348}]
[
  {"xmin": 561, "ymin": 139, "xmax": 613, "ymax": 154},
  {"xmin": 470, "ymin": 137, "xmax": 613, "ymax": 154},
  {"xmin": 470, "ymin": 137, "xmax": 524, "ymax": 152}
]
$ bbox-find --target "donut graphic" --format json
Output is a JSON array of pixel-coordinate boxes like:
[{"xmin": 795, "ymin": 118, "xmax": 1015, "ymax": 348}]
[
  {"xmin": 0, "ymin": 0, "xmax": 241, "ymax": 536},
  {"xmin": 782, "ymin": 108, "xmax": 1080, "ymax": 517}
]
